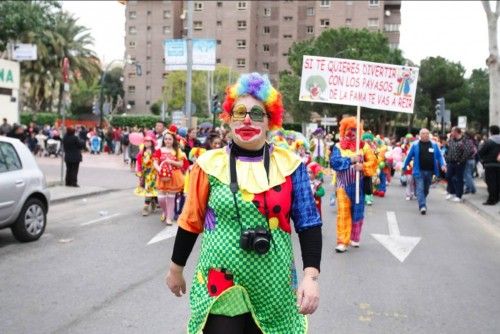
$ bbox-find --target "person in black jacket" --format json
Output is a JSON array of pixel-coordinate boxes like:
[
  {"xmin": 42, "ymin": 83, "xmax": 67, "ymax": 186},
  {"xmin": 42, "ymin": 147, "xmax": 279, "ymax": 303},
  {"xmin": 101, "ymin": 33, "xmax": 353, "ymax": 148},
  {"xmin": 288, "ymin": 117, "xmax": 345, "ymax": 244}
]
[
  {"xmin": 478, "ymin": 125, "xmax": 500, "ymax": 205},
  {"xmin": 63, "ymin": 127, "xmax": 85, "ymax": 187}
]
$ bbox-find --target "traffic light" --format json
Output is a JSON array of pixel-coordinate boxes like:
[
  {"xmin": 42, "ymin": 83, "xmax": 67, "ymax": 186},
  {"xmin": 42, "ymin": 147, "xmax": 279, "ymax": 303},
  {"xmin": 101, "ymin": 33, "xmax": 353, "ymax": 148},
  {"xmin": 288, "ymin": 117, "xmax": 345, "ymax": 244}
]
[
  {"xmin": 435, "ymin": 97, "xmax": 445, "ymax": 122},
  {"xmin": 212, "ymin": 94, "xmax": 221, "ymax": 114}
]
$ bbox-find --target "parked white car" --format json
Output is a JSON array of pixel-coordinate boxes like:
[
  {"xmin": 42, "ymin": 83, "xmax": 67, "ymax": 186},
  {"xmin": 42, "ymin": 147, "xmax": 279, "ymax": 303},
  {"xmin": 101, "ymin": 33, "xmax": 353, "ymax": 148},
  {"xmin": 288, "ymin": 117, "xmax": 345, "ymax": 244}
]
[{"xmin": 0, "ymin": 136, "xmax": 50, "ymax": 242}]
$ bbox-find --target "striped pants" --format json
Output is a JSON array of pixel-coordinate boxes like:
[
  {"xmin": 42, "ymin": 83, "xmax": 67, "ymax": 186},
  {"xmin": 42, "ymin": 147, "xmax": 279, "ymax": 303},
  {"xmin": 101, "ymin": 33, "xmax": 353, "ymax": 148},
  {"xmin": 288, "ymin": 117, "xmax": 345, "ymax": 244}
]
[{"xmin": 336, "ymin": 183, "xmax": 365, "ymax": 245}]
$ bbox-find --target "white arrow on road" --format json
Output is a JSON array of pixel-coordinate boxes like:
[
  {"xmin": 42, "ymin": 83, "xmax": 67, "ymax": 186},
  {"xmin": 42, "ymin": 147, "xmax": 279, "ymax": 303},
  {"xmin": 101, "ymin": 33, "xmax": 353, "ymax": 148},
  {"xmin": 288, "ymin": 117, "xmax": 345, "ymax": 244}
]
[
  {"xmin": 371, "ymin": 211, "xmax": 421, "ymax": 263},
  {"xmin": 147, "ymin": 226, "xmax": 177, "ymax": 245}
]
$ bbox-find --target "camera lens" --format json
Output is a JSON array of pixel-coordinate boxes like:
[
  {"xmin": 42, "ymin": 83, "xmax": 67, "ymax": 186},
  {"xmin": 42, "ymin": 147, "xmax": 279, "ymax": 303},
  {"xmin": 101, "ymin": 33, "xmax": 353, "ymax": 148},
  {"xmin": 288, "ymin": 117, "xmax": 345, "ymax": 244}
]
[{"xmin": 253, "ymin": 237, "xmax": 271, "ymax": 255}]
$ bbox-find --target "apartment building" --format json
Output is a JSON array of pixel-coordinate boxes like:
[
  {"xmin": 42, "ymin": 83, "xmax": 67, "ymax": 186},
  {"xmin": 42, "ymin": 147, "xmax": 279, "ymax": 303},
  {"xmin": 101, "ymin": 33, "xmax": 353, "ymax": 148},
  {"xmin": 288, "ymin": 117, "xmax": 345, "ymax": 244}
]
[{"xmin": 122, "ymin": 0, "xmax": 401, "ymax": 114}]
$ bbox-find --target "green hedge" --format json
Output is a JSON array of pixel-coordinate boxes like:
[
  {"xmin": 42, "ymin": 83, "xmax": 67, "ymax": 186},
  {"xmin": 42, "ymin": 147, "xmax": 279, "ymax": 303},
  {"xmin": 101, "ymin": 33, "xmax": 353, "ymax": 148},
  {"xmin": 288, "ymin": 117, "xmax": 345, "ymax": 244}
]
[
  {"xmin": 110, "ymin": 115, "xmax": 168, "ymax": 129},
  {"xmin": 21, "ymin": 112, "xmax": 60, "ymax": 126},
  {"xmin": 282, "ymin": 123, "xmax": 302, "ymax": 132}
]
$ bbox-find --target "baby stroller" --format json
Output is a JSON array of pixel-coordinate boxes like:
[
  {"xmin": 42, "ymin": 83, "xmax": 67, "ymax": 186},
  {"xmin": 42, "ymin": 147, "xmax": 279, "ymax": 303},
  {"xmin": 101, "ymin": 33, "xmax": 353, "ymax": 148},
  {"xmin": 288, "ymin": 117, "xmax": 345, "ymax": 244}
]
[{"xmin": 45, "ymin": 139, "xmax": 61, "ymax": 157}]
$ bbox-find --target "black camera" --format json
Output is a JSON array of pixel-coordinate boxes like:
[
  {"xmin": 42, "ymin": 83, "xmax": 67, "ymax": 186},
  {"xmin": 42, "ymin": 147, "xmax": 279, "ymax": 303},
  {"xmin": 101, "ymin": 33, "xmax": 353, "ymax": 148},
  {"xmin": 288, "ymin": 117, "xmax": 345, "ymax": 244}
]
[{"xmin": 240, "ymin": 227, "xmax": 272, "ymax": 255}]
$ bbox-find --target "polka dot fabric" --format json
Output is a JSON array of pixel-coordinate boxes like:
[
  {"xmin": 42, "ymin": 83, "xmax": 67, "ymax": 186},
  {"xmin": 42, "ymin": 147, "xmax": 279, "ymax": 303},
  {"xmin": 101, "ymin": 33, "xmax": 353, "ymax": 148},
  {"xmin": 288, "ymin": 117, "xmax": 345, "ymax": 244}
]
[{"xmin": 187, "ymin": 176, "xmax": 307, "ymax": 334}]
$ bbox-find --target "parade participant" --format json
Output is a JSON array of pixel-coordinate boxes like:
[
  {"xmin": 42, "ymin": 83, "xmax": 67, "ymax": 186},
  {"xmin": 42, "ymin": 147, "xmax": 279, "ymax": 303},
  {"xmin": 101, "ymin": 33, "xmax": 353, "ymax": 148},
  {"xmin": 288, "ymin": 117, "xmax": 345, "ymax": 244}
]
[
  {"xmin": 310, "ymin": 127, "xmax": 328, "ymax": 167},
  {"xmin": 373, "ymin": 136, "xmax": 388, "ymax": 197},
  {"xmin": 307, "ymin": 162, "xmax": 325, "ymax": 218},
  {"xmin": 361, "ymin": 132, "xmax": 376, "ymax": 205},
  {"xmin": 403, "ymin": 128, "xmax": 447, "ymax": 215},
  {"xmin": 134, "ymin": 135, "xmax": 158, "ymax": 216},
  {"xmin": 153, "ymin": 128, "xmax": 185, "ymax": 225},
  {"xmin": 294, "ymin": 140, "xmax": 312, "ymax": 165},
  {"xmin": 330, "ymin": 117, "xmax": 377, "ymax": 252},
  {"xmin": 166, "ymin": 73, "xmax": 322, "ymax": 334}
]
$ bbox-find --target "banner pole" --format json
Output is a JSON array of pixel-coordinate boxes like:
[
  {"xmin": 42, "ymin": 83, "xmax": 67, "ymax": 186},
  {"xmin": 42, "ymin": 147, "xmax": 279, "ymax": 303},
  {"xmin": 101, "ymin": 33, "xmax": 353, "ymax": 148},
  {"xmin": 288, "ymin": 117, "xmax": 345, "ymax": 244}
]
[{"xmin": 355, "ymin": 105, "xmax": 361, "ymax": 204}]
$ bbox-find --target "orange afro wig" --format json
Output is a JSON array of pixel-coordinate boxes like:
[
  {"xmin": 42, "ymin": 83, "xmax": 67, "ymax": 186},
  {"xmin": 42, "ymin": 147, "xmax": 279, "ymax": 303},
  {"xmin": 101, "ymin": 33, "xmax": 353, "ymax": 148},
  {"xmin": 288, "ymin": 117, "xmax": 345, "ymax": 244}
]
[
  {"xmin": 339, "ymin": 116, "xmax": 364, "ymax": 138},
  {"xmin": 220, "ymin": 73, "xmax": 284, "ymax": 130}
]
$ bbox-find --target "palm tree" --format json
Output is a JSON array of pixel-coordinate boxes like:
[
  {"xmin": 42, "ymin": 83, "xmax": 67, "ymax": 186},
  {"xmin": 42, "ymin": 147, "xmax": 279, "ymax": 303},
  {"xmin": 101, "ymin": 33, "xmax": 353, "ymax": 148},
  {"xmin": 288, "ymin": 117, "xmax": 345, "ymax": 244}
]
[{"xmin": 21, "ymin": 11, "xmax": 100, "ymax": 113}]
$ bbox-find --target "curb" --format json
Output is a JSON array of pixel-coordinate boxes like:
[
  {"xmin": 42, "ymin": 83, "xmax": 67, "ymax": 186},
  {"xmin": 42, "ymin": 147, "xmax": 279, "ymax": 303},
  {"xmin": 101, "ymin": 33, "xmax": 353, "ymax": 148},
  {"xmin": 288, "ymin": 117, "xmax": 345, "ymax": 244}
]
[
  {"xmin": 48, "ymin": 180, "xmax": 63, "ymax": 187},
  {"xmin": 462, "ymin": 198, "xmax": 500, "ymax": 224},
  {"xmin": 50, "ymin": 188, "xmax": 119, "ymax": 205}
]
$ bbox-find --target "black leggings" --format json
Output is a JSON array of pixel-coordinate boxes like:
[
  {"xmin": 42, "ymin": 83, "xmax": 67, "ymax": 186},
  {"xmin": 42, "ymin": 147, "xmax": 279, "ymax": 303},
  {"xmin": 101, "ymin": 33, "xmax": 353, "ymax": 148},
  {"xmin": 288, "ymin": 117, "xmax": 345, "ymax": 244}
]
[{"xmin": 203, "ymin": 313, "xmax": 262, "ymax": 334}]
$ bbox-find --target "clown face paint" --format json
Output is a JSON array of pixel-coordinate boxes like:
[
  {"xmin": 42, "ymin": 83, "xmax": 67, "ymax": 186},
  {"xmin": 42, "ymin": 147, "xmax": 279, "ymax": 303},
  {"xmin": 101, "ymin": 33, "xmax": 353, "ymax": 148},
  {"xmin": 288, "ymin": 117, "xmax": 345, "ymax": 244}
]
[{"xmin": 229, "ymin": 95, "xmax": 269, "ymax": 150}]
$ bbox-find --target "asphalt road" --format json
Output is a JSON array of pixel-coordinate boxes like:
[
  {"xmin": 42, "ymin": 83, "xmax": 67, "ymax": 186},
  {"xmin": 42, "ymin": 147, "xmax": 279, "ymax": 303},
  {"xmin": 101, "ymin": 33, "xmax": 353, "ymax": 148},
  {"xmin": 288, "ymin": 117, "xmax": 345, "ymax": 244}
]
[{"xmin": 0, "ymin": 181, "xmax": 499, "ymax": 334}]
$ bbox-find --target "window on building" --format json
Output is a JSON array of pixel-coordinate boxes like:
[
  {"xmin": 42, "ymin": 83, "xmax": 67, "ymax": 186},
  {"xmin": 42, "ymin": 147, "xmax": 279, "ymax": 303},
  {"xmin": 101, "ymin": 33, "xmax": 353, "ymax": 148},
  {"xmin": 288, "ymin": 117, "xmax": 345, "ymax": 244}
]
[
  {"xmin": 146, "ymin": 100, "xmax": 150, "ymax": 105},
  {"xmin": 129, "ymin": 26, "xmax": 137, "ymax": 35},
  {"xmin": 237, "ymin": 39, "xmax": 246, "ymax": 49},
  {"xmin": 194, "ymin": 2, "xmax": 203, "ymax": 10},
  {"xmin": 217, "ymin": 40, "xmax": 221, "ymax": 45},
  {"xmin": 194, "ymin": 21, "xmax": 203, "ymax": 30},
  {"xmin": 128, "ymin": 100, "xmax": 135, "ymax": 107},
  {"xmin": 307, "ymin": 7, "xmax": 314, "ymax": 16},
  {"xmin": 163, "ymin": 26, "xmax": 171, "ymax": 34},
  {"xmin": 263, "ymin": 62, "xmax": 269, "ymax": 70},
  {"xmin": 263, "ymin": 26, "xmax": 270, "ymax": 34},
  {"xmin": 164, "ymin": 10, "xmax": 171, "ymax": 19},
  {"xmin": 146, "ymin": 41, "xmax": 151, "ymax": 47},
  {"xmin": 368, "ymin": 18, "xmax": 379, "ymax": 27},
  {"xmin": 307, "ymin": 26, "xmax": 314, "ymax": 34},
  {"xmin": 384, "ymin": 24, "xmax": 400, "ymax": 32},
  {"xmin": 263, "ymin": 44, "xmax": 270, "ymax": 51},
  {"xmin": 217, "ymin": 20, "xmax": 222, "ymax": 26},
  {"xmin": 217, "ymin": 1, "xmax": 223, "ymax": 7},
  {"xmin": 216, "ymin": 58, "xmax": 221, "ymax": 64},
  {"xmin": 345, "ymin": 18, "xmax": 352, "ymax": 25},
  {"xmin": 237, "ymin": 58, "xmax": 246, "ymax": 67},
  {"xmin": 147, "ymin": 26, "xmax": 151, "ymax": 31},
  {"xmin": 346, "ymin": 0, "xmax": 353, "ymax": 5},
  {"xmin": 237, "ymin": 1, "xmax": 247, "ymax": 10},
  {"xmin": 282, "ymin": 53, "xmax": 289, "ymax": 57},
  {"xmin": 369, "ymin": 0, "xmax": 380, "ymax": 6},
  {"xmin": 320, "ymin": 0, "xmax": 331, "ymax": 7},
  {"xmin": 264, "ymin": 8, "xmax": 271, "ymax": 16},
  {"xmin": 237, "ymin": 20, "xmax": 247, "ymax": 29},
  {"xmin": 146, "ymin": 56, "xmax": 151, "ymax": 60},
  {"xmin": 128, "ymin": 86, "xmax": 136, "ymax": 94},
  {"xmin": 128, "ymin": 72, "xmax": 136, "ymax": 79},
  {"xmin": 320, "ymin": 19, "xmax": 330, "ymax": 27},
  {"xmin": 129, "ymin": 11, "xmax": 136, "ymax": 19},
  {"xmin": 146, "ymin": 85, "xmax": 151, "ymax": 90},
  {"xmin": 283, "ymin": 34, "xmax": 292, "ymax": 38},
  {"xmin": 129, "ymin": 41, "xmax": 136, "ymax": 49},
  {"xmin": 146, "ymin": 70, "xmax": 151, "ymax": 75},
  {"xmin": 284, "ymin": 16, "xmax": 293, "ymax": 21}
]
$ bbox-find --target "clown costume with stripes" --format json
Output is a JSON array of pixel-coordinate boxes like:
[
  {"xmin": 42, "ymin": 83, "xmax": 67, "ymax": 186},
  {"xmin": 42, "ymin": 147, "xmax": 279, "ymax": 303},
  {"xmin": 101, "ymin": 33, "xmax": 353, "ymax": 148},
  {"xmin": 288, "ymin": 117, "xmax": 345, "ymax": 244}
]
[{"xmin": 330, "ymin": 117, "xmax": 377, "ymax": 253}]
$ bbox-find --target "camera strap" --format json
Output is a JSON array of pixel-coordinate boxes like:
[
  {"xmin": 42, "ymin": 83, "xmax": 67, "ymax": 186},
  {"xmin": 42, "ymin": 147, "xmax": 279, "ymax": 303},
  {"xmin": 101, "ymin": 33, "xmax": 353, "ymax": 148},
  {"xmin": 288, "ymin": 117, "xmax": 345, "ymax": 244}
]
[{"xmin": 229, "ymin": 143, "xmax": 270, "ymax": 227}]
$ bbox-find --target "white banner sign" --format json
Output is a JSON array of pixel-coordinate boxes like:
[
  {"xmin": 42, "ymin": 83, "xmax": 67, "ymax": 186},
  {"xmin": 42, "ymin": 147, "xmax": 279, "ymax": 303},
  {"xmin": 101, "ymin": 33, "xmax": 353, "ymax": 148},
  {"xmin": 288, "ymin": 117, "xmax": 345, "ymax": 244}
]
[
  {"xmin": 164, "ymin": 39, "xmax": 216, "ymax": 71},
  {"xmin": 458, "ymin": 116, "xmax": 467, "ymax": 129},
  {"xmin": 0, "ymin": 59, "xmax": 20, "ymax": 90},
  {"xmin": 12, "ymin": 43, "xmax": 37, "ymax": 61},
  {"xmin": 299, "ymin": 56, "xmax": 419, "ymax": 114}
]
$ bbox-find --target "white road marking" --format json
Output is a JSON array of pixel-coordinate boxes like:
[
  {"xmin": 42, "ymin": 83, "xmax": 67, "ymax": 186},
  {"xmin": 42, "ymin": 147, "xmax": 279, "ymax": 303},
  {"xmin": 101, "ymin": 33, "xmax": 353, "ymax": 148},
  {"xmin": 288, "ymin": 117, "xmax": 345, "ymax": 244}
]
[
  {"xmin": 147, "ymin": 226, "xmax": 177, "ymax": 245},
  {"xmin": 371, "ymin": 211, "xmax": 421, "ymax": 263},
  {"xmin": 80, "ymin": 213, "xmax": 120, "ymax": 226}
]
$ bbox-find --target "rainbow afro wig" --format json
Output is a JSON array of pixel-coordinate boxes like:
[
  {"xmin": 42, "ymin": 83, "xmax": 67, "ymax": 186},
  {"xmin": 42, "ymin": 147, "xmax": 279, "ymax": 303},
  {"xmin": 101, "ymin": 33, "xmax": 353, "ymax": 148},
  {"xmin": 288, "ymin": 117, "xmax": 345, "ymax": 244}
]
[{"xmin": 221, "ymin": 73, "xmax": 284, "ymax": 130}]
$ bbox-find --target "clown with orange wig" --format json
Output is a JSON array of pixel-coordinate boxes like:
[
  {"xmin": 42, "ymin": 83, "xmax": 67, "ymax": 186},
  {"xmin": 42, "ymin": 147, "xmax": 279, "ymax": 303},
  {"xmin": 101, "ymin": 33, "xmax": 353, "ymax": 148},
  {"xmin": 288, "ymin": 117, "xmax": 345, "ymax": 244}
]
[
  {"xmin": 330, "ymin": 117, "xmax": 377, "ymax": 253},
  {"xmin": 166, "ymin": 73, "xmax": 322, "ymax": 334}
]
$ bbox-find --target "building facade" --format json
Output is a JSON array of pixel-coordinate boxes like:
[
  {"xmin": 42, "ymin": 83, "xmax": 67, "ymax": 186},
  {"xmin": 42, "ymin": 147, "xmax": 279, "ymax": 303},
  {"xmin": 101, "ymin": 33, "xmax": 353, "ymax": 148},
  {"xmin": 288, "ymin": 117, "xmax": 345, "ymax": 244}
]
[{"xmin": 122, "ymin": 0, "xmax": 401, "ymax": 114}]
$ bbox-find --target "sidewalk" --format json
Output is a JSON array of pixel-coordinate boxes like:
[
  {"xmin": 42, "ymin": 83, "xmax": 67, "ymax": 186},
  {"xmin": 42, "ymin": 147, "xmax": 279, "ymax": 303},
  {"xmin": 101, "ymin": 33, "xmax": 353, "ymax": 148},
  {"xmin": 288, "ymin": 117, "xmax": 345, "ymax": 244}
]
[
  {"xmin": 49, "ymin": 185, "xmax": 116, "ymax": 204},
  {"xmin": 460, "ymin": 181, "xmax": 500, "ymax": 224}
]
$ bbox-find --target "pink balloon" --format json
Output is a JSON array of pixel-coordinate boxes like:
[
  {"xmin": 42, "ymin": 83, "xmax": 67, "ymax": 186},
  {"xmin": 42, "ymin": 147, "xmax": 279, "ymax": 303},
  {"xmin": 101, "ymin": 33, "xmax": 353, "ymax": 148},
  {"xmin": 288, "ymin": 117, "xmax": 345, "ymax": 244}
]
[{"xmin": 129, "ymin": 132, "xmax": 144, "ymax": 146}]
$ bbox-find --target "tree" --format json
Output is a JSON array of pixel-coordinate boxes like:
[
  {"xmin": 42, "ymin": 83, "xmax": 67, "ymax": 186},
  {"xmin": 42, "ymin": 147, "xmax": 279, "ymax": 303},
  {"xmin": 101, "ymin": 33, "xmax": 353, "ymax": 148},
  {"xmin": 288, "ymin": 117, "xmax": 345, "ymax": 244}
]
[
  {"xmin": 482, "ymin": 1, "xmax": 500, "ymax": 126},
  {"xmin": 467, "ymin": 68, "xmax": 490, "ymax": 130},
  {"xmin": 416, "ymin": 57, "xmax": 467, "ymax": 130},
  {"xmin": 163, "ymin": 65, "xmax": 239, "ymax": 116},
  {"xmin": 69, "ymin": 79, "xmax": 98, "ymax": 115},
  {"xmin": 102, "ymin": 66, "xmax": 125, "ymax": 112},
  {"xmin": 0, "ymin": 0, "xmax": 60, "ymax": 53},
  {"xmin": 280, "ymin": 27, "xmax": 405, "ymax": 134}
]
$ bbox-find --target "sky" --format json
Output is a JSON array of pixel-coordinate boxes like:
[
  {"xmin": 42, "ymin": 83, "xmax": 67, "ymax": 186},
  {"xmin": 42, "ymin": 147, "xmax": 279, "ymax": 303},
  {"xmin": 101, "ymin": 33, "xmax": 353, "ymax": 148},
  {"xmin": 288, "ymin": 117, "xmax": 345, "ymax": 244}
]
[{"xmin": 62, "ymin": 1, "xmax": 496, "ymax": 76}]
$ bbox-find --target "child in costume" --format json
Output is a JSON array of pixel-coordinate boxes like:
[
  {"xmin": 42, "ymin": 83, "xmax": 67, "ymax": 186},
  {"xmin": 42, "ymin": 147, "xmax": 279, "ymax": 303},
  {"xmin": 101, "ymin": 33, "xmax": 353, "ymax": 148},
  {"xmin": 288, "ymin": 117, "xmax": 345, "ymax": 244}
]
[
  {"xmin": 373, "ymin": 137, "xmax": 388, "ymax": 197},
  {"xmin": 310, "ymin": 128, "xmax": 328, "ymax": 167},
  {"xmin": 330, "ymin": 117, "xmax": 377, "ymax": 252},
  {"xmin": 153, "ymin": 128, "xmax": 186, "ymax": 225},
  {"xmin": 89, "ymin": 133, "xmax": 101, "ymax": 154},
  {"xmin": 134, "ymin": 135, "xmax": 158, "ymax": 216},
  {"xmin": 308, "ymin": 162, "xmax": 325, "ymax": 218},
  {"xmin": 166, "ymin": 73, "xmax": 322, "ymax": 334}
]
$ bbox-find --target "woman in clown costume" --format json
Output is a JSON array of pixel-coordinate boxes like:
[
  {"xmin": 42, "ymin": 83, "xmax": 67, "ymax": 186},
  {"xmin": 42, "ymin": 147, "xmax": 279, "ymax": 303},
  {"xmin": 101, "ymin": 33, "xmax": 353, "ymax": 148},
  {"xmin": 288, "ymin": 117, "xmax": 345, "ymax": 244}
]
[
  {"xmin": 330, "ymin": 117, "xmax": 377, "ymax": 253},
  {"xmin": 166, "ymin": 73, "xmax": 322, "ymax": 334}
]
